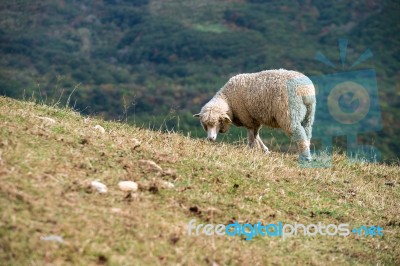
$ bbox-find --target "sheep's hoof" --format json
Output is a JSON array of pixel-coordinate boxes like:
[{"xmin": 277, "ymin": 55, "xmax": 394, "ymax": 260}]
[
  {"xmin": 263, "ymin": 149, "xmax": 270, "ymax": 155},
  {"xmin": 299, "ymin": 155, "xmax": 312, "ymax": 162}
]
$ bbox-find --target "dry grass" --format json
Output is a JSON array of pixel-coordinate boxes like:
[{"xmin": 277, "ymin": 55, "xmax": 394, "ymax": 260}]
[{"xmin": 0, "ymin": 96, "xmax": 399, "ymax": 265}]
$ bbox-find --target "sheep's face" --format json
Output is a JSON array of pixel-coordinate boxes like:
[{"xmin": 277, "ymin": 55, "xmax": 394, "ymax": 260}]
[{"xmin": 193, "ymin": 112, "xmax": 232, "ymax": 141}]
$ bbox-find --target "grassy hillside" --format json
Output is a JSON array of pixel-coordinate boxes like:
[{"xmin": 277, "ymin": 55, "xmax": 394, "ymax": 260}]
[
  {"xmin": 0, "ymin": 0, "xmax": 399, "ymax": 160},
  {"xmin": 0, "ymin": 96, "xmax": 399, "ymax": 265}
]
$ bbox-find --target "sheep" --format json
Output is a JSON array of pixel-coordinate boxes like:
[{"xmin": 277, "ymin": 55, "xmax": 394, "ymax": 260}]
[{"xmin": 194, "ymin": 69, "xmax": 316, "ymax": 161}]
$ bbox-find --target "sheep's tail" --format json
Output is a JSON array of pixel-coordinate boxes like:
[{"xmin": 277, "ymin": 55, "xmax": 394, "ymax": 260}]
[{"xmin": 303, "ymin": 96, "xmax": 315, "ymax": 125}]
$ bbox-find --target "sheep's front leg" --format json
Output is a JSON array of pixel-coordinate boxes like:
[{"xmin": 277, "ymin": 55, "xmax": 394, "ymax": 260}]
[
  {"xmin": 247, "ymin": 128, "xmax": 270, "ymax": 154},
  {"xmin": 255, "ymin": 127, "xmax": 270, "ymax": 154},
  {"xmin": 247, "ymin": 128, "xmax": 256, "ymax": 149},
  {"xmin": 256, "ymin": 135, "xmax": 270, "ymax": 154}
]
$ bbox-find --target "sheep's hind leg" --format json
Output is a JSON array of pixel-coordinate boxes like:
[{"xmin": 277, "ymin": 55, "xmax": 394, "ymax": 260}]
[
  {"xmin": 292, "ymin": 123, "xmax": 312, "ymax": 161},
  {"xmin": 302, "ymin": 102, "xmax": 315, "ymax": 141}
]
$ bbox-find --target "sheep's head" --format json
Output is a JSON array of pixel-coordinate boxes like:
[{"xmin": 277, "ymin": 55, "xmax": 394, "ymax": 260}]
[{"xmin": 193, "ymin": 110, "xmax": 232, "ymax": 141}]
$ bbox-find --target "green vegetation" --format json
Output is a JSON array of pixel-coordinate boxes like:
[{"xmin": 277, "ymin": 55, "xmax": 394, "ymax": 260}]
[
  {"xmin": 1, "ymin": 97, "xmax": 400, "ymax": 264},
  {"xmin": 0, "ymin": 0, "xmax": 399, "ymax": 160}
]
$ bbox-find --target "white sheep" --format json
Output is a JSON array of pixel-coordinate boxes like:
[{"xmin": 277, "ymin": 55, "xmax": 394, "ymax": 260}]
[{"xmin": 194, "ymin": 69, "xmax": 316, "ymax": 161}]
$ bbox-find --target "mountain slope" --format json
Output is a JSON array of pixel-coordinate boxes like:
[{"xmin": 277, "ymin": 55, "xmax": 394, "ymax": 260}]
[{"xmin": 0, "ymin": 97, "xmax": 399, "ymax": 265}]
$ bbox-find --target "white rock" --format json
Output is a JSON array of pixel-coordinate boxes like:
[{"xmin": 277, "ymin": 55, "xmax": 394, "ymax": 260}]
[
  {"xmin": 94, "ymin": 125, "xmax": 105, "ymax": 133},
  {"xmin": 162, "ymin": 181, "xmax": 175, "ymax": 189},
  {"xmin": 40, "ymin": 235, "xmax": 64, "ymax": 243},
  {"xmin": 91, "ymin": 180, "xmax": 108, "ymax": 193},
  {"xmin": 118, "ymin": 181, "xmax": 138, "ymax": 192},
  {"xmin": 111, "ymin": 207, "xmax": 122, "ymax": 213}
]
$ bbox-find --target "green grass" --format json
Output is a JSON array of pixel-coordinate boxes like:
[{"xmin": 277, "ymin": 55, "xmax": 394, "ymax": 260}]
[{"xmin": 0, "ymin": 96, "xmax": 399, "ymax": 265}]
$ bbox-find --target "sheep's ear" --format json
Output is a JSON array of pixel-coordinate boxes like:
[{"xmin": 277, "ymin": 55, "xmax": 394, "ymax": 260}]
[
  {"xmin": 193, "ymin": 113, "xmax": 200, "ymax": 118},
  {"xmin": 223, "ymin": 114, "xmax": 232, "ymax": 124}
]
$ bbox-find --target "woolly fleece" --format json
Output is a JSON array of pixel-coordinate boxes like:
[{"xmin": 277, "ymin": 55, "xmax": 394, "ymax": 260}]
[{"xmin": 195, "ymin": 69, "xmax": 316, "ymax": 160}]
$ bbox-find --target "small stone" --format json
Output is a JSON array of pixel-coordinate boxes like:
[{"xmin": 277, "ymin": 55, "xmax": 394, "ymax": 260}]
[
  {"xmin": 162, "ymin": 181, "xmax": 175, "ymax": 189},
  {"xmin": 91, "ymin": 180, "xmax": 108, "ymax": 193},
  {"xmin": 111, "ymin": 207, "xmax": 122, "ymax": 213},
  {"xmin": 139, "ymin": 159, "xmax": 162, "ymax": 172},
  {"xmin": 40, "ymin": 235, "xmax": 64, "ymax": 244},
  {"xmin": 131, "ymin": 138, "xmax": 141, "ymax": 149},
  {"xmin": 94, "ymin": 125, "xmax": 105, "ymax": 134},
  {"xmin": 118, "ymin": 181, "xmax": 138, "ymax": 192}
]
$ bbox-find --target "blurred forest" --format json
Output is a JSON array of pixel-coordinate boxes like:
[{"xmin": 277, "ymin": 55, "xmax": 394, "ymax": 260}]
[{"xmin": 0, "ymin": 0, "xmax": 399, "ymax": 161}]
